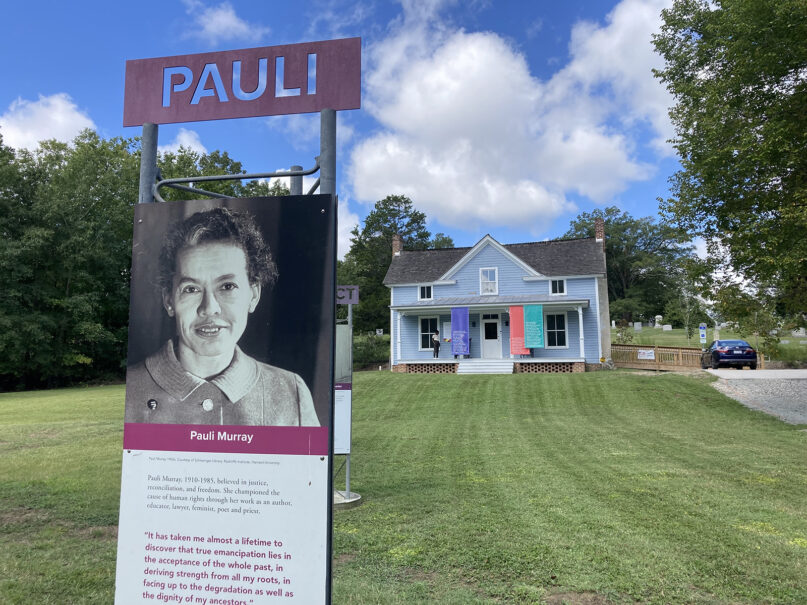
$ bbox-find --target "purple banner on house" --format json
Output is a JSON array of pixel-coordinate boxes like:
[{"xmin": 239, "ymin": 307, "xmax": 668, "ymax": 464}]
[
  {"xmin": 124, "ymin": 37, "xmax": 361, "ymax": 126},
  {"xmin": 451, "ymin": 307, "xmax": 470, "ymax": 355}
]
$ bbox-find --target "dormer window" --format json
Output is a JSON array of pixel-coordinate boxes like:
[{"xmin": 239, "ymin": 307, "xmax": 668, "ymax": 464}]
[
  {"xmin": 480, "ymin": 268, "xmax": 498, "ymax": 295},
  {"xmin": 418, "ymin": 285, "xmax": 433, "ymax": 301},
  {"xmin": 550, "ymin": 279, "xmax": 566, "ymax": 295}
]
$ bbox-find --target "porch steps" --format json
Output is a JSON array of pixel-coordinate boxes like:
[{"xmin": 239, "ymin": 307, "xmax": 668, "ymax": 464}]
[{"xmin": 457, "ymin": 360, "xmax": 514, "ymax": 375}]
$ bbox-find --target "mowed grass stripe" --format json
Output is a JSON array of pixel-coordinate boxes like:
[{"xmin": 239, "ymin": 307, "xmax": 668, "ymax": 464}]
[
  {"xmin": 336, "ymin": 372, "xmax": 807, "ymax": 603},
  {"xmin": 1, "ymin": 373, "xmax": 805, "ymax": 603}
]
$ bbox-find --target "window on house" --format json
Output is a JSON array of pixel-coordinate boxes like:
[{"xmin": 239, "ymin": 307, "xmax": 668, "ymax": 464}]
[
  {"xmin": 546, "ymin": 313, "xmax": 567, "ymax": 348},
  {"xmin": 480, "ymin": 268, "xmax": 498, "ymax": 295},
  {"xmin": 551, "ymin": 279, "xmax": 566, "ymax": 295},
  {"xmin": 418, "ymin": 285, "xmax": 433, "ymax": 300},
  {"xmin": 420, "ymin": 316, "xmax": 438, "ymax": 350}
]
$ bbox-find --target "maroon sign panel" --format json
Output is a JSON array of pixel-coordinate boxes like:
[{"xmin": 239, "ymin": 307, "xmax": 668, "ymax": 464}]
[{"xmin": 124, "ymin": 37, "xmax": 361, "ymax": 126}]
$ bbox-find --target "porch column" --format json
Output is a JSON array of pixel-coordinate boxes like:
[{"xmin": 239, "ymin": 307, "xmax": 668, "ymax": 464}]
[
  {"xmin": 578, "ymin": 305, "xmax": 585, "ymax": 360},
  {"xmin": 396, "ymin": 312, "xmax": 402, "ymax": 361}
]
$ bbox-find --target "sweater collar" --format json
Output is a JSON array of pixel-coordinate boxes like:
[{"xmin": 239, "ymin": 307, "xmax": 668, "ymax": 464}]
[{"xmin": 145, "ymin": 340, "xmax": 261, "ymax": 403}]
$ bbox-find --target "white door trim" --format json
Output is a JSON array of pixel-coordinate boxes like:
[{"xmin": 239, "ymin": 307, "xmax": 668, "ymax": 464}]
[{"xmin": 481, "ymin": 318, "xmax": 501, "ymax": 359}]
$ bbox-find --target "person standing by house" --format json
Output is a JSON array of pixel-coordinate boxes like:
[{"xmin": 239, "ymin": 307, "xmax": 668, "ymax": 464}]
[{"xmin": 432, "ymin": 329, "xmax": 441, "ymax": 358}]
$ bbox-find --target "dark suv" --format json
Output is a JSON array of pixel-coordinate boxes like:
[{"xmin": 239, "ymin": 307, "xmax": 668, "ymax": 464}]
[{"xmin": 701, "ymin": 339, "xmax": 757, "ymax": 370}]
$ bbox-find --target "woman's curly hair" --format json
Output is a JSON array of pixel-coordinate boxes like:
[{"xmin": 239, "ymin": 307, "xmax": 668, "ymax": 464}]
[{"xmin": 158, "ymin": 207, "xmax": 278, "ymax": 292}]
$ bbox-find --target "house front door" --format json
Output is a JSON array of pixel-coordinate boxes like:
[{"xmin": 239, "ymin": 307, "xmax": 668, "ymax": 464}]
[{"xmin": 481, "ymin": 319, "xmax": 501, "ymax": 359}]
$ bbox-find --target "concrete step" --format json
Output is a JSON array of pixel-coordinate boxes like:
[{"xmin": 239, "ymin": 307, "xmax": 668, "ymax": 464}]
[{"xmin": 457, "ymin": 360, "xmax": 514, "ymax": 374}]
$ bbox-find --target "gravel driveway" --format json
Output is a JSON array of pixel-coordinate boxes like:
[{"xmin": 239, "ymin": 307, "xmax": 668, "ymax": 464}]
[{"xmin": 707, "ymin": 369, "xmax": 807, "ymax": 424}]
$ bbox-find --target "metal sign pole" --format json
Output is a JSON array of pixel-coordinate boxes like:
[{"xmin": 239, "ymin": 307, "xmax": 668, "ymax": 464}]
[
  {"xmin": 290, "ymin": 165, "xmax": 303, "ymax": 195},
  {"xmin": 346, "ymin": 303, "xmax": 353, "ymax": 499},
  {"xmin": 138, "ymin": 123, "xmax": 158, "ymax": 204},
  {"xmin": 320, "ymin": 109, "xmax": 336, "ymax": 195}
]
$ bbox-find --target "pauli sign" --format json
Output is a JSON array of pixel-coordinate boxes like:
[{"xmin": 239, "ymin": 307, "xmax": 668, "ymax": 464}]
[{"xmin": 124, "ymin": 37, "xmax": 360, "ymax": 126}]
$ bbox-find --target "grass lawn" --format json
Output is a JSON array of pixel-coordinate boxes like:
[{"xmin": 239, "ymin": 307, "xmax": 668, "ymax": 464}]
[{"xmin": 2, "ymin": 373, "xmax": 806, "ymax": 604}]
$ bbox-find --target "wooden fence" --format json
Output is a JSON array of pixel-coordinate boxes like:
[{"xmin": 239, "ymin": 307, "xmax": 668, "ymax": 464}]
[
  {"xmin": 611, "ymin": 344, "xmax": 702, "ymax": 370},
  {"xmin": 611, "ymin": 344, "xmax": 765, "ymax": 370}
]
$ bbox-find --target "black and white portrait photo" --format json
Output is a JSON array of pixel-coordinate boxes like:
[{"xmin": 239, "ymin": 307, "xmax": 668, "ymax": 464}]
[{"xmin": 123, "ymin": 195, "xmax": 335, "ymax": 427}]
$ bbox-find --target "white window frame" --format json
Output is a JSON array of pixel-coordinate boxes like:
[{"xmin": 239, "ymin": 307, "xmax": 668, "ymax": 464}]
[
  {"xmin": 550, "ymin": 279, "xmax": 566, "ymax": 296},
  {"xmin": 419, "ymin": 316, "xmax": 439, "ymax": 351},
  {"xmin": 479, "ymin": 267, "xmax": 498, "ymax": 296},
  {"xmin": 418, "ymin": 284, "xmax": 433, "ymax": 301},
  {"xmin": 545, "ymin": 312, "xmax": 569, "ymax": 349}
]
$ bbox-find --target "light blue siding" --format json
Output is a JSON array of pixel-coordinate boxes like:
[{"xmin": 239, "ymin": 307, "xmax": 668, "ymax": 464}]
[{"xmin": 446, "ymin": 244, "xmax": 530, "ymax": 296}]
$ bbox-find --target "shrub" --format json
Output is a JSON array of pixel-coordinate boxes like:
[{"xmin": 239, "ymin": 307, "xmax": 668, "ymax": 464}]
[{"xmin": 352, "ymin": 333, "xmax": 389, "ymax": 369}]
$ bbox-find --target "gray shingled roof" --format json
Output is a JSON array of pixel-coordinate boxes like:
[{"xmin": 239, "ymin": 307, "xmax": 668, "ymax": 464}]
[{"xmin": 383, "ymin": 237, "xmax": 606, "ymax": 285}]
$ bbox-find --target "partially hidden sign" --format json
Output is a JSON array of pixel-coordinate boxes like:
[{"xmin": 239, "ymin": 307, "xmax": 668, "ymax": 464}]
[{"xmin": 124, "ymin": 37, "xmax": 361, "ymax": 126}]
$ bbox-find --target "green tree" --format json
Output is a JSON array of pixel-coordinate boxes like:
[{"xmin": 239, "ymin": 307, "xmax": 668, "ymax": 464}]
[
  {"xmin": 0, "ymin": 130, "xmax": 140, "ymax": 389},
  {"xmin": 564, "ymin": 207, "xmax": 694, "ymax": 323},
  {"xmin": 340, "ymin": 195, "xmax": 453, "ymax": 332},
  {"xmin": 711, "ymin": 282, "xmax": 781, "ymax": 356},
  {"xmin": 653, "ymin": 0, "xmax": 807, "ymax": 321},
  {"xmin": 662, "ymin": 266, "xmax": 712, "ymax": 342}
]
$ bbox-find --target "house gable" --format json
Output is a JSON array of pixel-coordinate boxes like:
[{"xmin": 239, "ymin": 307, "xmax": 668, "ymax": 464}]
[
  {"xmin": 439, "ymin": 235, "xmax": 543, "ymax": 282},
  {"xmin": 443, "ymin": 242, "xmax": 540, "ymax": 298}
]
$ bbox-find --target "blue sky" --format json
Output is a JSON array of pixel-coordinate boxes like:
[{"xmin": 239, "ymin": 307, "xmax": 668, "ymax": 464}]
[{"xmin": 0, "ymin": 0, "xmax": 680, "ymax": 257}]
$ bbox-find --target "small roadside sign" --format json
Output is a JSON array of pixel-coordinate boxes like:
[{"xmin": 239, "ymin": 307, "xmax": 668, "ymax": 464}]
[{"xmin": 699, "ymin": 323, "xmax": 707, "ymax": 344}]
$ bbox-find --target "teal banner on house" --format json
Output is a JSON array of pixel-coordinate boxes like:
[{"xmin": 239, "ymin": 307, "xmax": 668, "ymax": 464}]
[{"xmin": 524, "ymin": 304, "xmax": 544, "ymax": 348}]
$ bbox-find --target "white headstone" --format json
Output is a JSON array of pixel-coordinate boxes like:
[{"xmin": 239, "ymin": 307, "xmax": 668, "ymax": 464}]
[
  {"xmin": 655, "ymin": 315, "xmax": 663, "ymax": 328},
  {"xmin": 611, "ymin": 320, "xmax": 616, "ymax": 328},
  {"xmin": 633, "ymin": 322, "xmax": 642, "ymax": 331},
  {"xmin": 663, "ymin": 324, "xmax": 673, "ymax": 331},
  {"xmin": 781, "ymin": 339, "xmax": 790, "ymax": 345}
]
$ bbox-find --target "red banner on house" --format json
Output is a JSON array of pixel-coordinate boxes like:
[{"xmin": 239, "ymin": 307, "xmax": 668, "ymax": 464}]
[{"xmin": 509, "ymin": 306, "xmax": 530, "ymax": 354}]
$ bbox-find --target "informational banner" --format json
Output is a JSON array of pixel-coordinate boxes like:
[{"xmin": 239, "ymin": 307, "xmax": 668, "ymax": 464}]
[
  {"xmin": 115, "ymin": 195, "xmax": 336, "ymax": 605},
  {"xmin": 124, "ymin": 38, "xmax": 361, "ymax": 126},
  {"xmin": 451, "ymin": 307, "xmax": 470, "ymax": 355},
  {"xmin": 524, "ymin": 304, "xmax": 544, "ymax": 348},
  {"xmin": 638, "ymin": 349, "xmax": 655, "ymax": 360},
  {"xmin": 334, "ymin": 325, "xmax": 351, "ymax": 455},
  {"xmin": 508, "ymin": 306, "xmax": 530, "ymax": 355}
]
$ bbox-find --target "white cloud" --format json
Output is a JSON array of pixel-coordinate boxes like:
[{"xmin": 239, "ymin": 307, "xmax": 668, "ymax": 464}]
[
  {"xmin": 693, "ymin": 237, "xmax": 708, "ymax": 260},
  {"xmin": 305, "ymin": 0, "xmax": 374, "ymax": 40},
  {"xmin": 0, "ymin": 93, "xmax": 95, "ymax": 150},
  {"xmin": 266, "ymin": 114, "xmax": 355, "ymax": 154},
  {"xmin": 158, "ymin": 128, "xmax": 208, "ymax": 154},
  {"xmin": 337, "ymin": 197, "xmax": 360, "ymax": 260},
  {"xmin": 350, "ymin": 0, "xmax": 673, "ymax": 235},
  {"xmin": 559, "ymin": 0, "xmax": 675, "ymax": 154},
  {"xmin": 181, "ymin": 1, "xmax": 269, "ymax": 44}
]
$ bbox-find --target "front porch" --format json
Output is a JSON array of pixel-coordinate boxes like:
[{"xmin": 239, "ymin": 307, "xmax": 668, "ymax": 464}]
[{"xmin": 391, "ymin": 358, "xmax": 587, "ymax": 375}]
